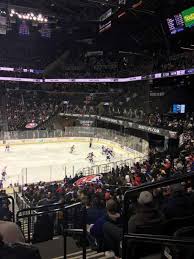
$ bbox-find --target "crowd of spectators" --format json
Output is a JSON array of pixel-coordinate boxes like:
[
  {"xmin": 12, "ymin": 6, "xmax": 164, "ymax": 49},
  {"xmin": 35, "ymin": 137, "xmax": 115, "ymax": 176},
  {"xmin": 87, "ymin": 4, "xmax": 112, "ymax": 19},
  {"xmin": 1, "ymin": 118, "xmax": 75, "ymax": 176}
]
[
  {"xmin": 0, "ymin": 20, "xmax": 194, "ymax": 259},
  {"xmin": 1, "ymin": 95, "xmax": 194, "ymax": 258},
  {"xmin": 22, "ymin": 127, "xmax": 194, "ymax": 206},
  {"xmin": 6, "ymin": 90, "xmax": 61, "ymax": 131},
  {"xmin": 0, "ymin": 117, "xmax": 192, "ymax": 257},
  {"xmin": 144, "ymin": 113, "xmax": 194, "ymax": 131},
  {"xmin": 2, "ymin": 81, "xmax": 193, "ymax": 138},
  {"xmin": 0, "ymin": 50, "xmax": 193, "ymax": 134},
  {"xmin": 61, "ymin": 98, "xmax": 194, "ymax": 133},
  {"xmin": 154, "ymin": 52, "xmax": 194, "ymax": 73},
  {"xmin": 20, "ymin": 130, "xmax": 194, "ymax": 257}
]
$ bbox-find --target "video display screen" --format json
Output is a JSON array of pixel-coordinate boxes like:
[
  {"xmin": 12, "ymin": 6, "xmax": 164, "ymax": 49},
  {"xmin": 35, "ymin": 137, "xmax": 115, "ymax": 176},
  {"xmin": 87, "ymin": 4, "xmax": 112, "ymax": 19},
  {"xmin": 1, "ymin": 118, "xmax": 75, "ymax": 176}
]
[
  {"xmin": 173, "ymin": 104, "xmax": 186, "ymax": 114},
  {"xmin": 167, "ymin": 6, "xmax": 194, "ymax": 34},
  {"xmin": 167, "ymin": 13, "xmax": 185, "ymax": 35},
  {"xmin": 182, "ymin": 6, "xmax": 194, "ymax": 28}
]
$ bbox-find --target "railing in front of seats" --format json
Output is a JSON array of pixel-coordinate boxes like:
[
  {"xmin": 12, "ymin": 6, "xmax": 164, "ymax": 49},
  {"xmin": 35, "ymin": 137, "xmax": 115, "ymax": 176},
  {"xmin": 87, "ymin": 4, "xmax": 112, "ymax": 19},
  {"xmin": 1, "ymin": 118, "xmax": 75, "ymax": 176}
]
[
  {"xmin": 14, "ymin": 190, "xmax": 30, "ymax": 210},
  {"xmin": 9, "ymin": 195, "xmax": 15, "ymax": 222},
  {"xmin": 80, "ymin": 156, "xmax": 147, "ymax": 176},
  {"xmin": 16, "ymin": 201, "xmax": 87, "ymax": 259},
  {"xmin": 16, "ymin": 201, "xmax": 66, "ymax": 243},
  {"xmin": 122, "ymin": 171, "xmax": 194, "ymax": 259}
]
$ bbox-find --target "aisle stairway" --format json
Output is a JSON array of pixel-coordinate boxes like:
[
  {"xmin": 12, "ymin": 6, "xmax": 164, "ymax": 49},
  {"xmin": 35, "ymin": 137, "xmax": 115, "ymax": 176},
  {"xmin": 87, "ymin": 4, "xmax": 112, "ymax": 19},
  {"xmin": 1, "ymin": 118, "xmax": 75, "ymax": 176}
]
[{"xmin": 35, "ymin": 237, "xmax": 114, "ymax": 259}]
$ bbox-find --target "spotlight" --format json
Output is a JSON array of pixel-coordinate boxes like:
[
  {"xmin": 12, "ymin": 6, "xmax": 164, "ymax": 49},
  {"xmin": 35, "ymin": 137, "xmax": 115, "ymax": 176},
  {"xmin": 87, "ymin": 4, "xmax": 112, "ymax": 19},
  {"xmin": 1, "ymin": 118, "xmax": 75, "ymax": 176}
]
[
  {"xmin": 30, "ymin": 12, "xmax": 34, "ymax": 17},
  {"xmin": 44, "ymin": 18, "xmax": 48, "ymax": 22},
  {"xmin": 10, "ymin": 13, "xmax": 13, "ymax": 17},
  {"xmin": 18, "ymin": 14, "xmax": 22, "ymax": 18},
  {"xmin": 33, "ymin": 17, "xmax": 37, "ymax": 21},
  {"xmin": 11, "ymin": 9, "xmax": 15, "ymax": 14}
]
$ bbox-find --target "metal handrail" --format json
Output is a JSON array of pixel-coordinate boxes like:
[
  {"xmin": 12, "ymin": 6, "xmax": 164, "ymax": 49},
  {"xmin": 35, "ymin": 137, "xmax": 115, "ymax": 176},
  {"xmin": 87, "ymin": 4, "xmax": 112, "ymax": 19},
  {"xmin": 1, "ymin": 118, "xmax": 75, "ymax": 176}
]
[
  {"xmin": 16, "ymin": 201, "xmax": 65, "ymax": 217},
  {"xmin": 123, "ymin": 233, "xmax": 194, "ymax": 258},
  {"xmin": 16, "ymin": 200, "xmax": 86, "ymax": 259},
  {"xmin": 63, "ymin": 202, "xmax": 86, "ymax": 259},
  {"xmin": 8, "ymin": 195, "xmax": 15, "ymax": 222},
  {"xmin": 80, "ymin": 155, "xmax": 147, "ymax": 176},
  {"xmin": 16, "ymin": 201, "xmax": 66, "ymax": 243},
  {"xmin": 124, "ymin": 233, "xmax": 194, "ymax": 246}
]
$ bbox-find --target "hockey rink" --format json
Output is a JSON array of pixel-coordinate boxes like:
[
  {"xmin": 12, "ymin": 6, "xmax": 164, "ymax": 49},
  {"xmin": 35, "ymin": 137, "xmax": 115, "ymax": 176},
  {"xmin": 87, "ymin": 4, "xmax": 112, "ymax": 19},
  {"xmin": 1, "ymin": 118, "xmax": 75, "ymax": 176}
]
[{"xmin": 0, "ymin": 141, "xmax": 142, "ymax": 187}]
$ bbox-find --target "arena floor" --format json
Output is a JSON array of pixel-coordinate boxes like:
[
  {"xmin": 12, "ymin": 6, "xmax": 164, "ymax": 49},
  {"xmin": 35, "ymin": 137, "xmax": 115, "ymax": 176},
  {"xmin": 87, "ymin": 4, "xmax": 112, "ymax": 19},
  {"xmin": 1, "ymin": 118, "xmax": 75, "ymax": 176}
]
[{"xmin": 0, "ymin": 141, "xmax": 140, "ymax": 187}]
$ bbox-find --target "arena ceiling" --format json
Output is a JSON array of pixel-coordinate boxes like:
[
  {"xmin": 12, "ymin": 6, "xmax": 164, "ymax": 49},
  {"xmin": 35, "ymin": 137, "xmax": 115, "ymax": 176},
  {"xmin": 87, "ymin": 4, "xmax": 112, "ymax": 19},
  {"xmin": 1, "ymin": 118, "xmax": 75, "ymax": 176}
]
[{"xmin": 5, "ymin": 0, "xmax": 194, "ymax": 54}]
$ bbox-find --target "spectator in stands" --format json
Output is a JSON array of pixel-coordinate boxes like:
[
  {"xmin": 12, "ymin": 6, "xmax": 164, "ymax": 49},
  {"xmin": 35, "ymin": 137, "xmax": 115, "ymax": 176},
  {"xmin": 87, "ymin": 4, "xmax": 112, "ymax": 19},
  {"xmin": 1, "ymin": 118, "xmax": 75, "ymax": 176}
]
[
  {"xmin": 84, "ymin": 196, "xmax": 106, "ymax": 225},
  {"xmin": 162, "ymin": 183, "xmax": 193, "ymax": 219},
  {"xmin": 127, "ymin": 191, "xmax": 164, "ymax": 233},
  {"xmin": 88, "ymin": 199, "xmax": 121, "ymax": 252},
  {"xmin": 0, "ymin": 221, "xmax": 25, "ymax": 243},
  {"xmin": 102, "ymin": 191, "xmax": 164, "ymax": 256},
  {"xmin": 0, "ymin": 202, "xmax": 12, "ymax": 221}
]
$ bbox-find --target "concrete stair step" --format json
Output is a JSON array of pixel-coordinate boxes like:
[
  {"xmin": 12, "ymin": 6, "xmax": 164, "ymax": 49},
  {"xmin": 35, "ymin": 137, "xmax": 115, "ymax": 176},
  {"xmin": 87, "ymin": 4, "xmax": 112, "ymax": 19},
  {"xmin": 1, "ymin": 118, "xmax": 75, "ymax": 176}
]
[
  {"xmin": 54, "ymin": 249, "xmax": 115, "ymax": 259},
  {"xmin": 67, "ymin": 249, "xmax": 92, "ymax": 258}
]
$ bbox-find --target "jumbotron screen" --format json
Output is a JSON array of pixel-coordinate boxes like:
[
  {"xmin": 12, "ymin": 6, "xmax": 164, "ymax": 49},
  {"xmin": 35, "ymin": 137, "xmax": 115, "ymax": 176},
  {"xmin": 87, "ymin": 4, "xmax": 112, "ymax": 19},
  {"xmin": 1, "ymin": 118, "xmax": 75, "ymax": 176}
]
[
  {"xmin": 173, "ymin": 104, "xmax": 186, "ymax": 114},
  {"xmin": 181, "ymin": 6, "xmax": 194, "ymax": 28},
  {"xmin": 167, "ymin": 6, "xmax": 194, "ymax": 34},
  {"xmin": 166, "ymin": 14, "xmax": 185, "ymax": 35}
]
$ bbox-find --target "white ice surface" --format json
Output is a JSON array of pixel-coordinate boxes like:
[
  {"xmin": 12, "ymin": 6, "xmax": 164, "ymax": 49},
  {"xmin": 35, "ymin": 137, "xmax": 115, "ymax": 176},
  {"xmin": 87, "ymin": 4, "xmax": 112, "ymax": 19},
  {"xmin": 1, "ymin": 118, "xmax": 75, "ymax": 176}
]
[{"xmin": 0, "ymin": 142, "xmax": 138, "ymax": 186}]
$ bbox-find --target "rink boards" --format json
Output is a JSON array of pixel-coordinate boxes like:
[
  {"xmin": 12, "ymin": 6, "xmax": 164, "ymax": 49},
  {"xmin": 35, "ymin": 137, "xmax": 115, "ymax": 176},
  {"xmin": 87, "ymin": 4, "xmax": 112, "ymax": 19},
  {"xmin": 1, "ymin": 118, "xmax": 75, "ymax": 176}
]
[{"xmin": 0, "ymin": 137, "xmax": 143, "ymax": 157}]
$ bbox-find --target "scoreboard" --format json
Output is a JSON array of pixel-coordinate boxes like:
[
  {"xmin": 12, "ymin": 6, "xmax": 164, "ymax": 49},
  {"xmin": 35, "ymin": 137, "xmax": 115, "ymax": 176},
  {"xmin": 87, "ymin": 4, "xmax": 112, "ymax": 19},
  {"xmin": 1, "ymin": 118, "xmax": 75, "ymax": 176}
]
[
  {"xmin": 167, "ymin": 6, "xmax": 194, "ymax": 35},
  {"xmin": 182, "ymin": 6, "xmax": 194, "ymax": 28},
  {"xmin": 167, "ymin": 13, "xmax": 185, "ymax": 35}
]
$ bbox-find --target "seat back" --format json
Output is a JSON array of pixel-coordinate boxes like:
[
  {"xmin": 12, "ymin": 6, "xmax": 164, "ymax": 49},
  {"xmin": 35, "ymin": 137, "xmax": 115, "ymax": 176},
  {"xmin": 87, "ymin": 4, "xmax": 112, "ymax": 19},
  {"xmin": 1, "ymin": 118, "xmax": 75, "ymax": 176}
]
[
  {"xmin": 164, "ymin": 214, "xmax": 194, "ymax": 236},
  {"xmin": 163, "ymin": 226, "xmax": 194, "ymax": 259},
  {"xmin": 174, "ymin": 226, "xmax": 194, "ymax": 259}
]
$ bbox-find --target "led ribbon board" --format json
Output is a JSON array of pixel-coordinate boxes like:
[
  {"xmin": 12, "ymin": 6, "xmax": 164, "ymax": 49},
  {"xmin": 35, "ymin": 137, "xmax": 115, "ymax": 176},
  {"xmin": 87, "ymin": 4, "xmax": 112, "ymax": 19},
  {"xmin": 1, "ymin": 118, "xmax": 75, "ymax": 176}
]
[{"xmin": 0, "ymin": 68, "xmax": 194, "ymax": 83}]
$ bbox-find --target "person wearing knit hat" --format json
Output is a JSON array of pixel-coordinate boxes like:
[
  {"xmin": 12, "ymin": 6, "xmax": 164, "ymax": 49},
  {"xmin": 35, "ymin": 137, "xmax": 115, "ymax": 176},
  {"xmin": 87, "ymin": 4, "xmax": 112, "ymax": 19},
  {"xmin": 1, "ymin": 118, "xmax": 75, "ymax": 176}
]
[
  {"xmin": 128, "ymin": 191, "xmax": 164, "ymax": 233},
  {"xmin": 138, "ymin": 191, "xmax": 153, "ymax": 205}
]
